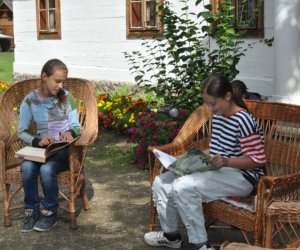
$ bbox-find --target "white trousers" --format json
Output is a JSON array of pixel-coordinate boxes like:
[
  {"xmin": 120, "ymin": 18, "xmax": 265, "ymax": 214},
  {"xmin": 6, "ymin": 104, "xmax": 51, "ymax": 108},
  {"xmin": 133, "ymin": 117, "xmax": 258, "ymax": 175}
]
[{"xmin": 152, "ymin": 167, "xmax": 253, "ymax": 244}]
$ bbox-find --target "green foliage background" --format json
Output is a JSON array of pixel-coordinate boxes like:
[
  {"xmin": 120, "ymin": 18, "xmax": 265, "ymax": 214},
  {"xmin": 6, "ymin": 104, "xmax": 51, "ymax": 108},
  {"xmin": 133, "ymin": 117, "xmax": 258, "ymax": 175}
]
[{"xmin": 124, "ymin": 0, "xmax": 270, "ymax": 111}]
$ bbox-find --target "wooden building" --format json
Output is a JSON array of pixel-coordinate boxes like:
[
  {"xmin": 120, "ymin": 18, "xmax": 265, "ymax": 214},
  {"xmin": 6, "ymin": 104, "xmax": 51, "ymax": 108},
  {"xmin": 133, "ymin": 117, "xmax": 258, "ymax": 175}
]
[{"xmin": 0, "ymin": 0, "xmax": 13, "ymax": 50}]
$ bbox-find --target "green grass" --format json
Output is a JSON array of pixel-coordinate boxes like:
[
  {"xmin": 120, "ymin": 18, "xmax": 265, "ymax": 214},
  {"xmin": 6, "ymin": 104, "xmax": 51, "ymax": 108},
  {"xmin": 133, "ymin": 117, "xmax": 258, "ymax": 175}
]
[{"xmin": 0, "ymin": 51, "xmax": 14, "ymax": 83}]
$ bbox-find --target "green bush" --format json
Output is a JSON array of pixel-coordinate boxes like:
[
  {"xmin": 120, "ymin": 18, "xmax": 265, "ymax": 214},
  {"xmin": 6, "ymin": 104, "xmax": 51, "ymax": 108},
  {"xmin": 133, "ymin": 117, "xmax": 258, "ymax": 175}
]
[{"xmin": 124, "ymin": 0, "xmax": 270, "ymax": 111}]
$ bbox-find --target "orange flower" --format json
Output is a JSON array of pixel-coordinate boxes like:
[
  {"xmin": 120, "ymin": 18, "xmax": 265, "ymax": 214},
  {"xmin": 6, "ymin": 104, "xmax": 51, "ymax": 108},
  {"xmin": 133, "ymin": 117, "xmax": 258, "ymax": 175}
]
[{"xmin": 98, "ymin": 94, "xmax": 108, "ymax": 102}]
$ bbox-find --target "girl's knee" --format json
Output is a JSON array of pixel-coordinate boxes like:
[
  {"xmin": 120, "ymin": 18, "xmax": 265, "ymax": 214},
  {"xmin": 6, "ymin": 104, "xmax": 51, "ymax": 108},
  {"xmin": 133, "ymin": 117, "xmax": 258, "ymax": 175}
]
[
  {"xmin": 173, "ymin": 179, "xmax": 188, "ymax": 195},
  {"xmin": 40, "ymin": 164, "xmax": 56, "ymax": 180},
  {"xmin": 21, "ymin": 161, "xmax": 38, "ymax": 177},
  {"xmin": 172, "ymin": 176, "xmax": 198, "ymax": 196}
]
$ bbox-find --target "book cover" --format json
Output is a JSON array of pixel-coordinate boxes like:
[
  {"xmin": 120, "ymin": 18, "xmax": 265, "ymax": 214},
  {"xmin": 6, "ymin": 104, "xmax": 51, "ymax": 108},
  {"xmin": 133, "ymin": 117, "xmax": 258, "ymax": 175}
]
[
  {"xmin": 15, "ymin": 136, "xmax": 80, "ymax": 163},
  {"xmin": 153, "ymin": 148, "xmax": 217, "ymax": 176}
]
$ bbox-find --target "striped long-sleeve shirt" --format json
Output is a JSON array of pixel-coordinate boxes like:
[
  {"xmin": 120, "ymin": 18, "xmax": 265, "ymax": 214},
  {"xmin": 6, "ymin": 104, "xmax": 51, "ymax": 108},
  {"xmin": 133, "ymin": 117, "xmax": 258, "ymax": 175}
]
[{"xmin": 209, "ymin": 110, "xmax": 266, "ymax": 187}]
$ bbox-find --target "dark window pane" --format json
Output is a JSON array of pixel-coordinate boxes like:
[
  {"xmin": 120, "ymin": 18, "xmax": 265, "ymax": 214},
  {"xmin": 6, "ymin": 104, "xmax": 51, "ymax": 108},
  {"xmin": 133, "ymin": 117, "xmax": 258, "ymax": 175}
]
[
  {"xmin": 49, "ymin": 0, "xmax": 55, "ymax": 9},
  {"xmin": 40, "ymin": 0, "xmax": 46, "ymax": 10},
  {"xmin": 146, "ymin": 0, "xmax": 157, "ymax": 27},
  {"xmin": 236, "ymin": 0, "xmax": 256, "ymax": 28},
  {"xmin": 8, "ymin": 12, "xmax": 13, "ymax": 21},
  {"xmin": 40, "ymin": 10, "xmax": 47, "ymax": 30},
  {"xmin": 49, "ymin": 10, "xmax": 56, "ymax": 30},
  {"xmin": 131, "ymin": 2, "xmax": 142, "ymax": 28}
]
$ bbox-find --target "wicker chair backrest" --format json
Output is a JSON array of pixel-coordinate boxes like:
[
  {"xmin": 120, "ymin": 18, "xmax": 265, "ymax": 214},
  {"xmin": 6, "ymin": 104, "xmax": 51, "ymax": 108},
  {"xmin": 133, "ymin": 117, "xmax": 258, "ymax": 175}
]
[{"xmin": 0, "ymin": 78, "xmax": 97, "ymax": 169}]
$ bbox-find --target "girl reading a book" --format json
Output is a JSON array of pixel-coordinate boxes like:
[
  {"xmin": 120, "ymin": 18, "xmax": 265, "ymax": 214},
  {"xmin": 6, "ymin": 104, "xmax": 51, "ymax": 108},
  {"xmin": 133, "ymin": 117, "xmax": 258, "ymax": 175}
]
[
  {"xmin": 144, "ymin": 73, "xmax": 266, "ymax": 250},
  {"xmin": 18, "ymin": 59, "xmax": 81, "ymax": 233}
]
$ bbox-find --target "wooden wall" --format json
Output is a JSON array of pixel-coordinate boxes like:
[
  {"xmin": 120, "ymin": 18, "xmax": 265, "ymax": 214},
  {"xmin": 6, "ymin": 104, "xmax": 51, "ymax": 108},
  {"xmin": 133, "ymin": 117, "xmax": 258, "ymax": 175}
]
[{"xmin": 0, "ymin": 3, "xmax": 14, "ymax": 48}]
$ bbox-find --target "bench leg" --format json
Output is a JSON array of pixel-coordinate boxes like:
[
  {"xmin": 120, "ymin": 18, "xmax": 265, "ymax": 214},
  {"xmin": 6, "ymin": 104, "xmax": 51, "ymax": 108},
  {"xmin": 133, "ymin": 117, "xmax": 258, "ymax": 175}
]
[{"xmin": 264, "ymin": 215, "xmax": 273, "ymax": 248}]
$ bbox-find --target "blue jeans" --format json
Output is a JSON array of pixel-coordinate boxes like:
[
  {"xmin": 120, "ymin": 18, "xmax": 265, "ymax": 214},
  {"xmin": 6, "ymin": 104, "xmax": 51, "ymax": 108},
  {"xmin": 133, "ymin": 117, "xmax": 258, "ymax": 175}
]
[{"xmin": 21, "ymin": 148, "xmax": 69, "ymax": 212}]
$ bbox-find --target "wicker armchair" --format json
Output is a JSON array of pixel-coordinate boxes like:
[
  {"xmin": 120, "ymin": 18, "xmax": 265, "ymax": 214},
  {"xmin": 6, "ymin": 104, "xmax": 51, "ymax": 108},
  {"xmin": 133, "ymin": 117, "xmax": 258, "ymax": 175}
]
[
  {"xmin": 148, "ymin": 100, "xmax": 300, "ymax": 246},
  {"xmin": 0, "ymin": 78, "xmax": 98, "ymax": 229}
]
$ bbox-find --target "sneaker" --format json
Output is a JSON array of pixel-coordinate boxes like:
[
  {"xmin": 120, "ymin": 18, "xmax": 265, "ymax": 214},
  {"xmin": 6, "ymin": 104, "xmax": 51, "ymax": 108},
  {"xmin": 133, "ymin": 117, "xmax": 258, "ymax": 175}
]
[
  {"xmin": 33, "ymin": 209, "xmax": 57, "ymax": 232},
  {"xmin": 144, "ymin": 231, "xmax": 182, "ymax": 248},
  {"xmin": 198, "ymin": 244, "xmax": 216, "ymax": 250},
  {"xmin": 21, "ymin": 208, "xmax": 40, "ymax": 232}
]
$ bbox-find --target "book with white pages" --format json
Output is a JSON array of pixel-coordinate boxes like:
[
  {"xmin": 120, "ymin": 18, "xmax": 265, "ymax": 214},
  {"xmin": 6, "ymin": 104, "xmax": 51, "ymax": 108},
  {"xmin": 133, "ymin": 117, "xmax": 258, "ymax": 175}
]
[
  {"xmin": 153, "ymin": 148, "xmax": 217, "ymax": 176},
  {"xmin": 15, "ymin": 136, "xmax": 80, "ymax": 163}
]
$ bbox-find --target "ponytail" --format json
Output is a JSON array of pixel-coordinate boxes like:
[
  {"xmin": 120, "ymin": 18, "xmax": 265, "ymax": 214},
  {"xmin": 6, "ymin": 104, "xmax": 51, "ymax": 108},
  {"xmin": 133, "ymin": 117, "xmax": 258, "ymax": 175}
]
[
  {"xmin": 232, "ymin": 90, "xmax": 248, "ymax": 111},
  {"xmin": 201, "ymin": 73, "xmax": 248, "ymax": 111}
]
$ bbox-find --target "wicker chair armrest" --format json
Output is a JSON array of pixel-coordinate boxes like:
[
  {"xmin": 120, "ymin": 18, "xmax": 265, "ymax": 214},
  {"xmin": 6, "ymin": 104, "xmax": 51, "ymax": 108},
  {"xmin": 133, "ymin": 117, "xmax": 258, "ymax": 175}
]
[
  {"xmin": 259, "ymin": 173, "xmax": 300, "ymax": 202},
  {"xmin": 0, "ymin": 132, "xmax": 18, "ymax": 146},
  {"xmin": 147, "ymin": 139, "xmax": 210, "ymax": 182},
  {"xmin": 260, "ymin": 173, "xmax": 300, "ymax": 187},
  {"xmin": 148, "ymin": 137, "xmax": 210, "ymax": 156},
  {"xmin": 148, "ymin": 142, "xmax": 188, "ymax": 156},
  {"xmin": 253, "ymin": 173, "xmax": 300, "ymax": 233},
  {"xmin": 74, "ymin": 129, "xmax": 98, "ymax": 147}
]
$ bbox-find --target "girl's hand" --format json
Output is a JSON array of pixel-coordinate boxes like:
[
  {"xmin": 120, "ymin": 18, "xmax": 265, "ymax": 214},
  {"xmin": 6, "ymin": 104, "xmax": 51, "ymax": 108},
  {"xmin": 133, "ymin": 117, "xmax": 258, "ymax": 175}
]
[
  {"xmin": 210, "ymin": 154, "xmax": 229, "ymax": 168},
  {"xmin": 38, "ymin": 136, "xmax": 55, "ymax": 147},
  {"xmin": 60, "ymin": 131, "xmax": 73, "ymax": 142}
]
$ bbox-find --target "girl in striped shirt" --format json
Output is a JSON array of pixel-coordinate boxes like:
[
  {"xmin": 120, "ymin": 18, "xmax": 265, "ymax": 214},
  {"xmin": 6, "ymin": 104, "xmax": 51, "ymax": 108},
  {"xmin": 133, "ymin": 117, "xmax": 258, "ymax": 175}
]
[{"xmin": 144, "ymin": 73, "xmax": 266, "ymax": 250}]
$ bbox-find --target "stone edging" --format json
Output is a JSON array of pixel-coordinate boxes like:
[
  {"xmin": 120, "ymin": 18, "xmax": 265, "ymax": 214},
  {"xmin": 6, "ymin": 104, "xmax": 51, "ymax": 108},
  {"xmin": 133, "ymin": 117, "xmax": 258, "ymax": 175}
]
[{"xmin": 13, "ymin": 73, "xmax": 136, "ymax": 93}]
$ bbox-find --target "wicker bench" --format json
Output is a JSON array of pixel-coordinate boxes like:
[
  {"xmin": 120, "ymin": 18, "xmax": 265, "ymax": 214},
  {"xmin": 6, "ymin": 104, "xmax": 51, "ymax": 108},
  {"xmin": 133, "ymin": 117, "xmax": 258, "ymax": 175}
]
[{"xmin": 148, "ymin": 100, "xmax": 300, "ymax": 247}]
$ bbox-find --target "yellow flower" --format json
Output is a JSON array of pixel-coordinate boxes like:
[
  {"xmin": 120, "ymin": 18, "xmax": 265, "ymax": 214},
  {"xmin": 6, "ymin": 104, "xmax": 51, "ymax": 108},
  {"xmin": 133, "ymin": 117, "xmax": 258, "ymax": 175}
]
[
  {"xmin": 128, "ymin": 113, "xmax": 135, "ymax": 123},
  {"xmin": 124, "ymin": 124, "xmax": 128, "ymax": 128},
  {"xmin": 97, "ymin": 101, "xmax": 104, "ymax": 107}
]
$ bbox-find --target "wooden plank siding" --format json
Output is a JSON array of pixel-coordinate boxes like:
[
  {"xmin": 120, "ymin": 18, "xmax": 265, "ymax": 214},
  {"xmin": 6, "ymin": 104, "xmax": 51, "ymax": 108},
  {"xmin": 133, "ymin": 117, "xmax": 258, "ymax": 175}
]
[{"xmin": 0, "ymin": 1, "xmax": 14, "ymax": 48}]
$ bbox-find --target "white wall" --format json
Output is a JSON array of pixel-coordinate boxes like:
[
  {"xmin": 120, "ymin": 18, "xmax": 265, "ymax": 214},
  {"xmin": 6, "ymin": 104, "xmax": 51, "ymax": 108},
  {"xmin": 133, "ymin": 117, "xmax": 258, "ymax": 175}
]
[
  {"xmin": 234, "ymin": 0, "xmax": 274, "ymax": 96},
  {"xmin": 13, "ymin": 0, "xmax": 143, "ymax": 82},
  {"xmin": 13, "ymin": 0, "xmax": 275, "ymax": 96},
  {"xmin": 272, "ymin": 0, "xmax": 300, "ymax": 104}
]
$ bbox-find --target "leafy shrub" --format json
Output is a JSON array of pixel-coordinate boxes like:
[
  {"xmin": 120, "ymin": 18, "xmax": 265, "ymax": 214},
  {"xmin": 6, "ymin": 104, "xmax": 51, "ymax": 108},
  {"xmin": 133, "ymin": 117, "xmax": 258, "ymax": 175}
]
[
  {"xmin": 127, "ymin": 110, "xmax": 186, "ymax": 169},
  {"xmin": 124, "ymin": 0, "xmax": 270, "ymax": 111}
]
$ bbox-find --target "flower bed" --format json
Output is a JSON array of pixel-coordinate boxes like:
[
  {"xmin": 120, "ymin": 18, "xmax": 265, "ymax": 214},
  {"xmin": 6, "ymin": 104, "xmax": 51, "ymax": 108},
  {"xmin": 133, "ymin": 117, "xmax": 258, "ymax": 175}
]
[
  {"xmin": 0, "ymin": 80, "xmax": 10, "ymax": 102},
  {"xmin": 97, "ymin": 93, "xmax": 189, "ymax": 168}
]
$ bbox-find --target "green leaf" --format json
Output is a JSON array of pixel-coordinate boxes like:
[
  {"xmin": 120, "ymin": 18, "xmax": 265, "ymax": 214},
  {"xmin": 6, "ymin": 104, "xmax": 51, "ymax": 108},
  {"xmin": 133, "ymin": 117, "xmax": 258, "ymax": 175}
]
[
  {"xmin": 201, "ymin": 25, "xmax": 211, "ymax": 33},
  {"xmin": 195, "ymin": 0, "xmax": 203, "ymax": 6},
  {"xmin": 226, "ymin": 28, "xmax": 236, "ymax": 36},
  {"xmin": 204, "ymin": 4, "xmax": 212, "ymax": 11},
  {"xmin": 134, "ymin": 75, "xmax": 143, "ymax": 82}
]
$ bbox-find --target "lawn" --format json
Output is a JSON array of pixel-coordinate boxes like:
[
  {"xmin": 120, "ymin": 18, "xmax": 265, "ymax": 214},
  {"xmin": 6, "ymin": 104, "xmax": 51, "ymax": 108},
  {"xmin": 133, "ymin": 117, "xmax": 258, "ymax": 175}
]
[{"xmin": 0, "ymin": 51, "xmax": 14, "ymax": 83}]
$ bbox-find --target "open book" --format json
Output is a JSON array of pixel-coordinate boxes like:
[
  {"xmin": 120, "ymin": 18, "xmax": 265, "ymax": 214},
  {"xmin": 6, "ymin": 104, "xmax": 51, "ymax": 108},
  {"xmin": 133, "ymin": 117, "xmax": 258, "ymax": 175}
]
[
  {"xmin": 153, "ymin": 148, "xmax": 217, "ymax": 176},
  {"xmin": 15, "ymin": 136, "xmax": 80, "ymax": 163}
]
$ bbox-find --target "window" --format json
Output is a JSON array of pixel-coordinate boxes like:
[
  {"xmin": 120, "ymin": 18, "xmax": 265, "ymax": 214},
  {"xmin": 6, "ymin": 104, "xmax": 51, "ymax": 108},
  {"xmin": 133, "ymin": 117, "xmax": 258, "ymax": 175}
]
[
  {"xmin": 211, "ymin": 0, "xmax": 263, "ymax": 37},
  {"xmin": 36, "ymin": 0, "xmax": 61, "ymax": 39},
  {"xmin": 0, "ymin": 4, "xmax": 12, "ymax": 22},
  {"xmin": 8, "ymin": 12, "xmax": 13, "ymax": 22},
  {"xmin": 126, "ymin": 0, "xmax": 163, "ymax": 37}
]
